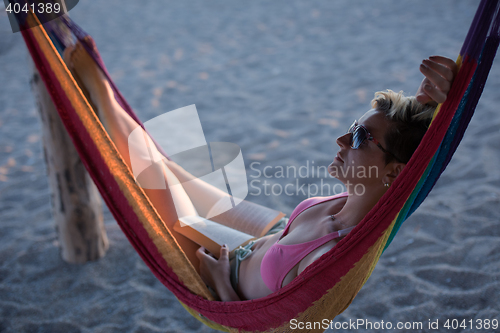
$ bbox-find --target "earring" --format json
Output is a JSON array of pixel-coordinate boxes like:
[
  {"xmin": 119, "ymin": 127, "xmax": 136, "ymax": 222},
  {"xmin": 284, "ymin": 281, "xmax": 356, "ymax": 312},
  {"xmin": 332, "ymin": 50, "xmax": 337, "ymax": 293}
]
[{"xmin": 384, "ymin": 183, "xmax": 390, "ymax": 187}]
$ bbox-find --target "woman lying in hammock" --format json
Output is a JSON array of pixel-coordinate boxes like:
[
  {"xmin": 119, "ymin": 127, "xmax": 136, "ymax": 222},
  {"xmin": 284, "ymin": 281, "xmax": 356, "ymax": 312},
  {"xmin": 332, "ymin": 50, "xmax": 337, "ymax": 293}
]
[{"xmin": 64, "ymin": 41, "xmax": 457, "ymax": 302}]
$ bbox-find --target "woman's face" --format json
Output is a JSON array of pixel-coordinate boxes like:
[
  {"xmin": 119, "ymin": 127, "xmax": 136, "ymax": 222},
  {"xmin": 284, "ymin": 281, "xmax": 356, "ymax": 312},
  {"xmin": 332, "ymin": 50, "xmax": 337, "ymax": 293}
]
[{"xmin": 328, "ymin": 109, "xmax": 394, "ymax": 189}]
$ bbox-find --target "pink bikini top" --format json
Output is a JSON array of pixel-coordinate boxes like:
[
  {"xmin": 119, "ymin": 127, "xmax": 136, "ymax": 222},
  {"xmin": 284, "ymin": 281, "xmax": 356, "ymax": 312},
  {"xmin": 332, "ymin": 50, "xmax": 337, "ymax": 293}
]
[{"xmin": 260, "ymin": 192, "xmax": 352, "ymax": 292}]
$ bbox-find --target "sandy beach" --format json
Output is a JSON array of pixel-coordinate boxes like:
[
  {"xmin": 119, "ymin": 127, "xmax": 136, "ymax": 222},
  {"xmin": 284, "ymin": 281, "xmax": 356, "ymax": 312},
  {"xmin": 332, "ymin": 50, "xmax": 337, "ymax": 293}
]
[{"xmin": 1, "ymin": 0, "xmax": 499, "ymax": 332}]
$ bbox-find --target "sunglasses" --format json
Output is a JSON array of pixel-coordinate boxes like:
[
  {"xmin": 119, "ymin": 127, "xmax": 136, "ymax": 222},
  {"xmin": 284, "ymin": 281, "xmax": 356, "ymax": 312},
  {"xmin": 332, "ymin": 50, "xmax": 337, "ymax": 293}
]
[{"xmin": 347, "ymin": 121, "xmax": 402, "ymax": 163}]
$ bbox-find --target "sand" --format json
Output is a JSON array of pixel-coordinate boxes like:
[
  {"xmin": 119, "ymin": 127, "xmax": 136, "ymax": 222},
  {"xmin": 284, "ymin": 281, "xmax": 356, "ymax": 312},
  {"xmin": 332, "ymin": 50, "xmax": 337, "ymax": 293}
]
[{"xmin": 1, "ymin": 0, "xmax": 499, "ymax": 332}]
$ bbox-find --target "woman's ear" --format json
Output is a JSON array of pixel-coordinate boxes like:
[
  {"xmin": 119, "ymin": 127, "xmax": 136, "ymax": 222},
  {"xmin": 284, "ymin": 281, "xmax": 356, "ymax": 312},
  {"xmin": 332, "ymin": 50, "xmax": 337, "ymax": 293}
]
[{"xmin": 382, "ymin": 162, "xmax": 406, "ymax": 186}]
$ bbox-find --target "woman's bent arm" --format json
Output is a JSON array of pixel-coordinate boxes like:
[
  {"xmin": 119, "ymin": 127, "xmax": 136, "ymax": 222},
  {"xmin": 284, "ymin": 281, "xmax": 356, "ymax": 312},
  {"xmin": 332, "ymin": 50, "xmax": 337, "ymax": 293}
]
[{"xmin": 196, "ymin": 245, "xmax": 241, "ymax": 301}]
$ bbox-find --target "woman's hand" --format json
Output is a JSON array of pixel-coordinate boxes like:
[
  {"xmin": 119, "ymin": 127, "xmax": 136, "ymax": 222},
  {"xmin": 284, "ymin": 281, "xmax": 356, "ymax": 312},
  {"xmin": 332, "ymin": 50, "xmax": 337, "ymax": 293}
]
[
  {"xmin": 416, "ymin": 56, "xmax": 458, "ymax": 105},
  {"xmin": 196, "ymin": 245, "xmax": 241, "ymax": 301}
]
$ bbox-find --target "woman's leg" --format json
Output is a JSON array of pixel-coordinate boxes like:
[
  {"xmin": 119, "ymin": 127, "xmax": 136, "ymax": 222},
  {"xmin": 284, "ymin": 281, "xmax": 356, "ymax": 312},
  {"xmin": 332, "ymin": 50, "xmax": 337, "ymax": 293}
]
[
  {"xmin": 63, "ymin": 42, "xmax": 138, "ymax": 168},
  {"xmin": 63, "ymin": 42, "xmax": 227, "ymax": 267},
  {"xmin": 64, "ymin": 42, "xmax": 231, "ymax": 208}
]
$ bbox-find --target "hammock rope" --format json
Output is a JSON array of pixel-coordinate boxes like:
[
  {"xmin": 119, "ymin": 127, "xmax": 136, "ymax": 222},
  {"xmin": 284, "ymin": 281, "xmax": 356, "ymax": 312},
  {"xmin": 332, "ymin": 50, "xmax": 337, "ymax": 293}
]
[
  {"xmin": 385, "ymin": 1, "xmax": 500, "ymax": 249},
  {"xmin": 15, "ymin": 0, "xmax": 500, "ymax": 331}
]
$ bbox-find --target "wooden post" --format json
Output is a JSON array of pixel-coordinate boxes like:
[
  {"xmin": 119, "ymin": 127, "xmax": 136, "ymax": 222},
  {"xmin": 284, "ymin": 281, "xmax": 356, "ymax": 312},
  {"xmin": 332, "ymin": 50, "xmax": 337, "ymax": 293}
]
[{"xmin": 29, "ymin": 12, "xmax": 109, "ymax": 263}]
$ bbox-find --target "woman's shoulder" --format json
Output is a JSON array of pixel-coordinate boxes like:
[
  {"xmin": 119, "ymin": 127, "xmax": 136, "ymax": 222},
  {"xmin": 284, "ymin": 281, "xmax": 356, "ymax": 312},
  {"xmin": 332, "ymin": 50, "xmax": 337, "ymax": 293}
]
[
  {"xmin": 289, "ymin": 192, "xmax": 348, "ymax": 220},
  {"xmin": 304, "ymin": 192, "xmax": 348, "ymax": 205}
]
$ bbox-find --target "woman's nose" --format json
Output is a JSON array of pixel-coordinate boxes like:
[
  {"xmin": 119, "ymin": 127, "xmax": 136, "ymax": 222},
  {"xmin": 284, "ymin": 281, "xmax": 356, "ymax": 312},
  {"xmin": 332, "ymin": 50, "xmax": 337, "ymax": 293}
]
[{"xmin": 336, "ymin": 133, "xmax": 351, "ymax": 148}]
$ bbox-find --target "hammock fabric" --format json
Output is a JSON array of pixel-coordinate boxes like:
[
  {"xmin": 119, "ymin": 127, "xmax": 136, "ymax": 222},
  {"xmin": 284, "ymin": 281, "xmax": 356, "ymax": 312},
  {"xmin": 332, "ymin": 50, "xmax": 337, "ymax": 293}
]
[{"xmin": 16, "ymin": 1, "xmax": 500, "ymax": 331}]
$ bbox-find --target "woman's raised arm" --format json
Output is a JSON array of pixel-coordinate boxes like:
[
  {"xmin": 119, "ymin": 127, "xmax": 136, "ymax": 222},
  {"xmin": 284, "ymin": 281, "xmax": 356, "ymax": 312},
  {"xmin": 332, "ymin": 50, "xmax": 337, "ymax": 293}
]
[{"xmin": 415, "ymin": 55, "xmax": 458, "ymax": 105}]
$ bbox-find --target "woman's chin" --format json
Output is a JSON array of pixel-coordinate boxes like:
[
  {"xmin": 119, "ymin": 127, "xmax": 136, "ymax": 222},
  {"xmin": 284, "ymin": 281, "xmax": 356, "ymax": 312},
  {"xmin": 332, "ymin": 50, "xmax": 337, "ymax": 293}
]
[
  {"xmin": 327, "ymin": 163, "xmax": 337, "ymax": 177},
  {"xmin": 327, "ymin": 162, "xmax": 344, "ymax": 179}
]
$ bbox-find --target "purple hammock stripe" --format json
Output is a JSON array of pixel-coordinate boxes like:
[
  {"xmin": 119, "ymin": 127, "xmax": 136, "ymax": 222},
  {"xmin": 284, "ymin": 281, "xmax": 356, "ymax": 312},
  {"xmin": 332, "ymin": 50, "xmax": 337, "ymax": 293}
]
[
  {"xmin": 460, "ymin": 0, "xmax": 497, "ymax": 58},
  {"xmin": 442, "ymin": 35, "xmax": 500, "ymax": 171}
]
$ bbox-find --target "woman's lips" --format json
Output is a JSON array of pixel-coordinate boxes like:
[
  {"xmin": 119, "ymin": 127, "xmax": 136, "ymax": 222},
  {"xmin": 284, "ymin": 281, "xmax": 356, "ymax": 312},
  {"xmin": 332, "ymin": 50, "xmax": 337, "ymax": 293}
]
[{"xmin": 335, "ymin": 152, "xmax": 344, "ymax": 162}]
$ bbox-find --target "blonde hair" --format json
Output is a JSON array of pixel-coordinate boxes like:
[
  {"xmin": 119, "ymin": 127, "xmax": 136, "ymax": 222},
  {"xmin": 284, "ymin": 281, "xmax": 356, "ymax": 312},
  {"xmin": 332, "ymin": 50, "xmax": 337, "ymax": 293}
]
[{"xmin": 371, "ymin": 90, "xmax": 435, "ymax": 164}]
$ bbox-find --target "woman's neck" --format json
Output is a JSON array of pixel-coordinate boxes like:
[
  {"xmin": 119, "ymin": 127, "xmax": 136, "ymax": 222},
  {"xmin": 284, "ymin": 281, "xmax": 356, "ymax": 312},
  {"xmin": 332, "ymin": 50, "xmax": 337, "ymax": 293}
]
[{"xmin": 334, "ymin": 186, "xmax": 386, "ymax": 228}]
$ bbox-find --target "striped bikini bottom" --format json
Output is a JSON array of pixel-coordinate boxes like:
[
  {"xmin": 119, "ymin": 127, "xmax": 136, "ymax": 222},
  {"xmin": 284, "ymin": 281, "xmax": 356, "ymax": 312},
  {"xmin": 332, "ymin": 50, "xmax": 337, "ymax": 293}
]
[{"xmin": 229, "ymin": 217, "xmax": 288, "ymax": 291}]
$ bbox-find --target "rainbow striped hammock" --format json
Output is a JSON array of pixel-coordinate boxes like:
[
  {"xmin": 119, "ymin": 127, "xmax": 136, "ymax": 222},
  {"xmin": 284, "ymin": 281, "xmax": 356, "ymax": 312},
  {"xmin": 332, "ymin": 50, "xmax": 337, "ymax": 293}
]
[{"xmin": 17, "ymin": 0, "xmax": 500, "ymax": 331}]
